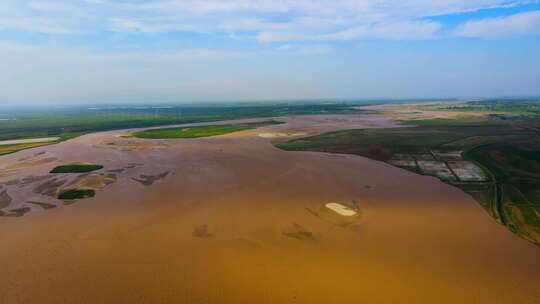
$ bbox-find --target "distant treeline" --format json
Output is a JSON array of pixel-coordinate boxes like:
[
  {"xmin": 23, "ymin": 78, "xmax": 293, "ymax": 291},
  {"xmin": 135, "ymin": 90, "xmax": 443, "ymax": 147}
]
[
  {"xmin": 0, "ymin": 104, "xmax": 361, "ymax": 141},
  {"xmin": 437, "ymin": 98, "xmax": 540, "ymax": 114}
]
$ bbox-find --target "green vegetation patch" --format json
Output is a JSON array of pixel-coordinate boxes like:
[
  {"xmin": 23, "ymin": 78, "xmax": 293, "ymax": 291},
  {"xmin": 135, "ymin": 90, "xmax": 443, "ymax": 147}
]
[
  {"xmin": 415, "ymin": 98, "xmax": 540, "ymax": 117},
  {"xmin": 132, "ymin": 120, "xmax": 282, "ymax": 139},
  {"xmin": 58, "ymin": 189, "xmax": 95, "ymax": 200},
  {"xmin": 50, "ymin": 164, "xmax": 104, "ymax": 174},
  {"xmin": 276, "ymin": 123, "xmax": 520, "ymax": 161},
  {"xmin": 0, "ymin": 104, "xmax": 361, "ymax": 141},
  {"xmin": 0, "ymin": 133, "xmax": 85, "ymax": 156},
  {"xmin": 0, "ymin": 142, "xmax": 54, "ymax": 156},
  {"xmin": 401, "ymin": 115, "xmax": 493, "ymax": 126},
  {"xmin": 0, "ymin": 103, "xmax": 361, "ymax": 155},
  {"xmin": 466, "ymin": 143, "xmax": 540, "ymax": 180}
]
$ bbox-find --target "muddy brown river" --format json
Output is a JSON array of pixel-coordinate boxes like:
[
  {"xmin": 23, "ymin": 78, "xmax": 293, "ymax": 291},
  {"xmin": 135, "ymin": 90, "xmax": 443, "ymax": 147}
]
[{"xmin": 0, "ymin": 114, "xmax": 539, "ymax": 303}]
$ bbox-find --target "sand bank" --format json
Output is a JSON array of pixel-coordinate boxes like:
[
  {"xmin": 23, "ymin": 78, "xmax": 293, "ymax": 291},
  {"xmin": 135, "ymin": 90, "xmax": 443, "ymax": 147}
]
[{"xmin": 0, "ymin": 137, "xmax": 59, "ymax": 146}]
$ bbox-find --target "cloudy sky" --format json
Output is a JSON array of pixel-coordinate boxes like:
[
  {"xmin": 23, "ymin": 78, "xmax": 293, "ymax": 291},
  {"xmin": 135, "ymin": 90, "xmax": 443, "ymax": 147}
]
[{"xmin": 1, "ymin": 0, "xmax": 539, "ymax": 104}]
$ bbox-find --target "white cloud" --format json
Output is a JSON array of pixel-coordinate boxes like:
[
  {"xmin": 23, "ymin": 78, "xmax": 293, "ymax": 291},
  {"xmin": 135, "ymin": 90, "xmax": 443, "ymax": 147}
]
[
  {"xmin": 453, "ymin": 10, "xmax": 540, "ymax": 37},
  {"xmin": 321, "ymin": 20, "xmax": 441, "ymax": 41},
  {"xmin": 0, "ymin": 17, "xmax": 78, "ymax": 34},
  {"xmin": 0, "ymin": 0, "xmax": 535, "ymax": 41},
  {"xmin": 369, "ymin": 20, "xmax": 442, "ymax": 40},
  {"xmin": 0, "ymin": 40, "xmax": 243, "ymax": 63},
  {"xmin": 276, "ymin": 44, "xmax": 332, "ymax": 54}
]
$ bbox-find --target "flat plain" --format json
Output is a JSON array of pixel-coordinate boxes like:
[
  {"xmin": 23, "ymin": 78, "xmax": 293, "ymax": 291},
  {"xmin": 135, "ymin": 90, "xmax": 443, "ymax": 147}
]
[{"xmin": 0, "ymin": 106, "xmax": 539, "ymax": 304}]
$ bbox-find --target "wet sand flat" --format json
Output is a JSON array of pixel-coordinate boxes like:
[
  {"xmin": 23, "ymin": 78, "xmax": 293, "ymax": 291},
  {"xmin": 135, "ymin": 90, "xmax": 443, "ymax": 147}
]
[
  {"xmin": 0, "ymin": 114, "xmax": 539, "ymax": 303},
  {"xmin": 0, "ymin": 137, "xmax": 60, "ymax": 146}
]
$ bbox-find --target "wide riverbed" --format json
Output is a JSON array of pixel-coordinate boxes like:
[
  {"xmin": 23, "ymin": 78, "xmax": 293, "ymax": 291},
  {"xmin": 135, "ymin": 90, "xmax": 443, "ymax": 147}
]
[{"xmin": 0, "ymin": 114, "xmax": 539, "ymax": 303}]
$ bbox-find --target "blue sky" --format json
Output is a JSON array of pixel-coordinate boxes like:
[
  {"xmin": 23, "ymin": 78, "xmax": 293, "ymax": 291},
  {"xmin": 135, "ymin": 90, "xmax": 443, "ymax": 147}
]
[{"xmin": 0, "ymin": 1, "xmax": 539, "ymax": 104}]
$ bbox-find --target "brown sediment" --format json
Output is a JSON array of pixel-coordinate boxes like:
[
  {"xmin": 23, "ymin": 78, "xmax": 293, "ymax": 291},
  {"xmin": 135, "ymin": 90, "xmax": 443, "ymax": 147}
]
[
  {"xmin": 2, "ymin": 179, "xmax": 20, "ymax": 186},
  {"xmin": 282, "ymin": 223, "xmax": 315, "ymax": 240},
  {"xmin": 96, "ymin": 139, "xmax": 169, "ymax": 151},
  {"xmin": 20, "ymin": 175, "xmax": 51, "ymax": 186},
  {"xmin": 33, "ymin": 178, "xmax": 68, "ymax": 197},
  {"xmin": 132, "ymin": 171, "xmax": 170, "ymax": 186},
  {"xmin": 5, "ymin": 157, "xmax": 57, "ymax": 170},
  {"xmin": 193, "ymin": 224, "xmax": 214, "ymax": 238},
  {"xmin": 7, "ymin": 207, "xmax": 31, "ymax": 217},
  {"xmin": 0, "ymin": 114, "xmax": 539, "ymax": 304},
  {"xmin": 17, "ymin": 151, "xmax": 46, "ymax": 162},
  {"xmin": 125, "ymin": 163, "xmax": 144, "ymax": 169},
  {"xmin": 0, "ymin": 170, "xmax": 17, "ymax": 178},
  {"xmin": 26, "ymin": 201, "xmax": 57, "ymax": 210},
  {"xmin": 0, "ymin": 189, "xmax": 12, "ymax": 209}
]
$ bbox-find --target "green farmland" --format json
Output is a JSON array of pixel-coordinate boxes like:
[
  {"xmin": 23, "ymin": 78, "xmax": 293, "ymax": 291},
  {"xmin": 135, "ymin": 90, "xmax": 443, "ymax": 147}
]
[
  {"xmin": 0, "ymin": 103, "xmax": 362, "ymax": 155},
  {"xmin": 0, "ymin": 103, "xmax": 362, "ymax": 141},
  {"xmin": 133, "ymin": 121, "xmax": 282, "ymax": 139}
]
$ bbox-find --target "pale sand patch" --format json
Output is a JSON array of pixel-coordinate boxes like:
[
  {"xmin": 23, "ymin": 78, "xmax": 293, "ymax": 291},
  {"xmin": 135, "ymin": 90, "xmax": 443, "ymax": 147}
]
[
  {"xmin": 67, "ymin": 173, "xmax": 116, "ymax": 191},
  {"xmin": 361, "ymin": 104, "xmax": 486, "ymax": 122},
  {"xmin": 258, "ymin": 132, "xmax": 307, "ymax": 138},
  {"xmin": 325, "ymin": 202, "xmax": 357, "ymax": 216},
  {"xmin": 0, "ymin": 169, "xmax": 17, "ymax": 178},
  {"xmin": 0, "ymin": 137, "xmax": 59, "ymax": 146}
]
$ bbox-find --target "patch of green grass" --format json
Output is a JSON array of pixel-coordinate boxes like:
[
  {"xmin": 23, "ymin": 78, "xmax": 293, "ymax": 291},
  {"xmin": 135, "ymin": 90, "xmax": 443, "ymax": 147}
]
[
  {"xmin": 414, "ymin": 99, "xmax": 540, "ymax": 117},
  {"xmin": 0, "ymin": 142, "xmax": 55, "ymax": 156},
  {"xmin": 276, "ymin": 125, "xmax": 509, "ymax": 160},
  {"xmin": 0, "ymin": 132, "xmax": 86, "ymax": 156},
  {"xmin": 401, "ymin": 116, "xmax": 493, "ymax": 126},
  {"xmin": 58, "ymin": 189, "xmax": 95, "ymax": 200},
  {"xmin": 133, "ymin": 120, "xmax": 282, "ymax": 139},
  {"xmin": 58, "ymin": 132, "xmax": 86, "ymax": 141},
  {"xmin": 465, "ymin": 143, "xmax": 540, "ymax": 183},
  {"xmin": 50, "ymin": 164, "xmax": 104, "ymax": 174}
]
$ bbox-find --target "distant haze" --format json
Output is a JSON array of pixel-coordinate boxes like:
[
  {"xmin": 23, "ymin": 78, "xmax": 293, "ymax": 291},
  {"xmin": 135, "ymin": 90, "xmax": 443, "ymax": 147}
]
[{"xmin": 0, "ymin": 1, "xmax": 539, "ymax": 104}]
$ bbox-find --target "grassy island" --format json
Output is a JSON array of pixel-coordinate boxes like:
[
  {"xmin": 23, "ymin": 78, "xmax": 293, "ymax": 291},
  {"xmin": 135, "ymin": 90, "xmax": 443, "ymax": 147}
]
[
  {"xmin": 50, "ymin": 164, "xmax": 104, "ymax": 174},
  {"xmin": 58, "ymin": 189, "xmax": 96, "ymax": 200},
  {"xmin": 132, "ymin": 120, "xmax": 282, "ymax": 139}
]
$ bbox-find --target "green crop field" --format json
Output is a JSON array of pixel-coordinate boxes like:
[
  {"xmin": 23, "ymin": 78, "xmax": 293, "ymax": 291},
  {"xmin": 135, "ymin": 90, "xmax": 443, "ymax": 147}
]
[
  {"xmin": 132, "ymin": 121, "xmax": 282, "ymax": 139},
  {"xmin": 0, "ymin": 103, "xmax": 362, "ymax": 155},
  {"xmin": 0, "ymin": 103, "xmax": 362, "ymax": 141},
  {"xmin": 276, "ymin": 120, "xmax": 523, "ymax": 160}
]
